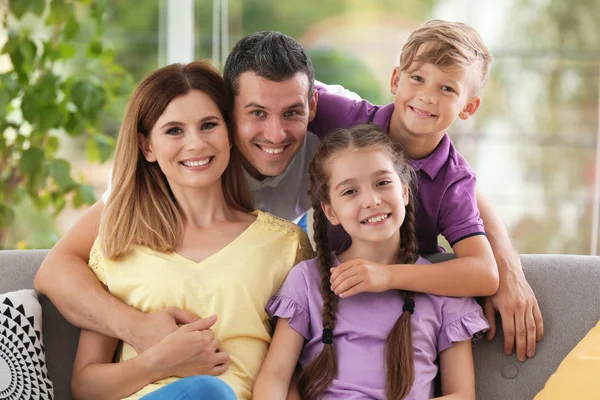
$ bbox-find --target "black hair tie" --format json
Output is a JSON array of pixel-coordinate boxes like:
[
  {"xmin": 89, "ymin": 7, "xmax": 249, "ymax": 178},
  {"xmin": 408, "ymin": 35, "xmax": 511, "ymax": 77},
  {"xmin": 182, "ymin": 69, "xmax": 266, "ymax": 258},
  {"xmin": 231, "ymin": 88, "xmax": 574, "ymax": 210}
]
[
  {"xmin": 403, "ymin": 298, "xmax": 415, "ymax": 315},
  {"xmin": 322, "ymin": 328, "xmax": 333, "ymax": 344}
]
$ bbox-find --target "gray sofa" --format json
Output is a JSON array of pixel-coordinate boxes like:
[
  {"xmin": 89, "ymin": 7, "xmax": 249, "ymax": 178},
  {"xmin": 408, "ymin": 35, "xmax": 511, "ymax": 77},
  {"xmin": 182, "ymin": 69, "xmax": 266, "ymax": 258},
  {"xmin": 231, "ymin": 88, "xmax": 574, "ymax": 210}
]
[{"xmin": 1, "ymin": 250, "xmax": 600, "ymax": 399}]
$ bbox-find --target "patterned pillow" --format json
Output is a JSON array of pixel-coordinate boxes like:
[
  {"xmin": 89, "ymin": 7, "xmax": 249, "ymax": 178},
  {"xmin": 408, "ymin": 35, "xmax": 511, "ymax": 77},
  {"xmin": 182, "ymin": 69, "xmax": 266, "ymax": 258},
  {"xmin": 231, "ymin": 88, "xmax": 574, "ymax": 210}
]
[{"xmin": 0, "ymin": 289, "xmax": 53, "ymax": 399}]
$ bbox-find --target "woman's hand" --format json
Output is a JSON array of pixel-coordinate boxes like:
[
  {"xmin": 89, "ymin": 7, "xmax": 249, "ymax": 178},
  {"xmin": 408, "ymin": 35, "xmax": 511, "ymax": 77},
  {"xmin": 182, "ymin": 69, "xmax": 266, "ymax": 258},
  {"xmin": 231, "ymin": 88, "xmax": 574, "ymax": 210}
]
[{"xmin": 145, "ymin": 314, "xmax": 230, "ymax": 380}]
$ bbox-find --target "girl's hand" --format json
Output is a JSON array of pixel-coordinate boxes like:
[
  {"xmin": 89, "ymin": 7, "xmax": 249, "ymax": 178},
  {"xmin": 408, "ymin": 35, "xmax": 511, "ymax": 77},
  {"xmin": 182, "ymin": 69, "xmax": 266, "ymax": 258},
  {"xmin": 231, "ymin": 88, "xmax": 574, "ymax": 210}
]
[
  {"xmin": 330, "ymin": 259, "xmax": 392, "ymax": 298},
  {"xmin": 145, "ymin": 315, "xmax": 230, "ymax": 380}
]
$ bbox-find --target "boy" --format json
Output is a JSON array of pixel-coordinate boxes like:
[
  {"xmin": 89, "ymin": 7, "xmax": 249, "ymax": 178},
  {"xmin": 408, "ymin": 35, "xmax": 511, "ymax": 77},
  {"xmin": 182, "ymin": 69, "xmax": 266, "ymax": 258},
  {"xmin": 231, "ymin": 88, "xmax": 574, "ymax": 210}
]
[{"xmin": 309, "ymin": 20, "xmax": 542, "ymax": 361}]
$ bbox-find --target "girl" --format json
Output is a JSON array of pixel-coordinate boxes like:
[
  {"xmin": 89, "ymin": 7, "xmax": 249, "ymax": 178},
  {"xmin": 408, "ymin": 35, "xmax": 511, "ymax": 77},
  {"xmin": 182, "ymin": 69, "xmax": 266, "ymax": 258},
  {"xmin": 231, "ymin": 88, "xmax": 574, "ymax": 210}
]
[
  {"xmin": 254, "ymin": 124, "xmax": 488, "ymax": 399},
  {"xmin": 70, "ymin": 61, "xmax": 313, "ymax": 400}
]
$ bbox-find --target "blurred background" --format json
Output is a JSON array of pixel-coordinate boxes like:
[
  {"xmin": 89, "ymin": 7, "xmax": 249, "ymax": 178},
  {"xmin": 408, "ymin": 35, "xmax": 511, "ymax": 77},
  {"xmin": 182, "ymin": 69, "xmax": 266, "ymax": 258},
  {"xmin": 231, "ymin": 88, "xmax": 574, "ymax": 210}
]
[{"xmin": 0, "ymin": 0, "xmax": 599, "ymax": 255}]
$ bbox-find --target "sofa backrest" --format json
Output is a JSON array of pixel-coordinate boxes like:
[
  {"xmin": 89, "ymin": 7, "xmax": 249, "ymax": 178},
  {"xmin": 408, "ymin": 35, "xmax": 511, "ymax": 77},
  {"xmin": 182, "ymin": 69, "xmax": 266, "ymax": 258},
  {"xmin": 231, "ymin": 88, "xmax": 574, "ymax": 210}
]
[
  {"xmin": 1, "ymin": 249, "xmax": 600, "ymax": 399},
  {"xmin": 0, "ymin": 250, "xmax": 79, "ymax": 400},
  {"xmin": 430, "ymin": 253, "xmax": 600, "ymax": 399}
]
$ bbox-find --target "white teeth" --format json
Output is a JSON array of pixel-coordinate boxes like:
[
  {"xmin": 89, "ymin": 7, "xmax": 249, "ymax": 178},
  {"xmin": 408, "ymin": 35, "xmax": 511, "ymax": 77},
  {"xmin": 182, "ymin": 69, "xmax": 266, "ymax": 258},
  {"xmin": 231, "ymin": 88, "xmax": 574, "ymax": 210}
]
[
  {"xmin": 261, "ymin": 147, "xmax": 284, "ymax": 155},
  {"xmin": 363, "ymin": 214, "xmax": 389, "ymax": 224},
  {"xmin": 182, "ymin": 158, "xmax": 210, "ymax": 167},
  {"xmin": 412, "ymin": 107, "xmax": 434, "ymax": 117}
]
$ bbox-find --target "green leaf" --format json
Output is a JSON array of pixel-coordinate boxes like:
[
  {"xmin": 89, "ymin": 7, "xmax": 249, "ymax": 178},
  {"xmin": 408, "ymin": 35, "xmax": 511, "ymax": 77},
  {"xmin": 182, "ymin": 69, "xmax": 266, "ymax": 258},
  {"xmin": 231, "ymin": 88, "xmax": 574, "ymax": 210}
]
[
  {"xmin": 59, "ymin": 43, "xmax": 76, "ymax": 59},
  {"xmin": 90, "ymin": 0, "xmax": 107, "ymax": 21},
  {"xmin": 32, "ymin": 191, "xmax": 52, "ymax": 209},
  {"xmin": 12, "ymin": 39, "xmax": 37, "ymax": 83},
  {"xmin": 10, "ymin": 2, "xmax": 30, "ymax": 19},
  {"xmin": 73, "ymin": 184, "xmax": 96, "ymax": 208},
  {"xmin": 95, "ymin": 134, "xmax": 115, "ymax": 162},
  {"xmin": 64, "ymin": 112, "xmax": 85, "ymax": 136},
  {"xmin": 70, "ymin": 80, "xmax": 106, "ymax": 121},
  {"xmin": 87, "ymin": 38, "xmax": 103, "ymax": 57},
  {"xmin": 85, "ymin": 137, "xmax": 100, "ymax": 162},
  {"xmin": 15, "ymin": 134, "xmax": 27, "ymax": 149},
  {"xmin": 37, "ymin": 105, "xmax": 64, "ymax": 131},
  {"xmin": 21, "ymin": 90, "xmax": 39, "ymax": 122},
  {"xmin": 45, "ymin": 136, "xmax": 60, "ymax": 158},
  {"xmin": 21, "ymin": 74, "xmax": 59, "ymax": 126},
  {"xmin": 0, "ymin": 73, "xmax": 19, "ymax": 97},
  {"xmin": 49, "ymin": 159, "xmax": 75, "ymax": 190},
  {"xmin": 1, "ymin": 32, "xmax": 20, "ymax": 55},
  {"xmin": 19, "ymin": 148, "xmax": 44, "ymax": 177},
  {"xmin": 52, "ymin": 193, "xmax": 67, "ymax": 214},
  {"xmin": 63, "ymin": 16, "xmax": 80, "ymax": 41},
  {"xmin": 20, "ymin": 39, "xmax": 37, "ymax": 65},
  {"xmin": 85, "ymin": 135, "xmax": 115, "ymax": 163},
  {"xmin": 11, "ymin": 51, "xmax": 27, "ymax": 84},
  {"xmin": 0, "ymin": 204, "xmax": 15, "ymax": 229},
  {"xmin": 48, "ymin": 0, "xmax": 73, "ymax": 25},
  {"xmin": 30, "ymin": 0, "xmax": 46, "ymax": 16},
  {"xmin": 0, "ymin": 89, "xmax": 9, "ymax": 120},
  {"xmin": 37, "ymin": 73, "xmax": 59, "ymax": 98}
]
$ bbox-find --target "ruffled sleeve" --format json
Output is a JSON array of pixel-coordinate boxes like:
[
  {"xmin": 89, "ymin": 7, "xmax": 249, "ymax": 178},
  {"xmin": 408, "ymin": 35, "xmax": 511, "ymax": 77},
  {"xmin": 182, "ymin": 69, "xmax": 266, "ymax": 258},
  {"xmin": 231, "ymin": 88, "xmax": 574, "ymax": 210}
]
[
  {"xmin": 265, "ymin": 260, "xmax": 315, "ymax": 339},
  {"xmin": 438, "ymin": 304, "xmax": 489, "ymax": 353},
  {"xmin": 88, "ymin": 237, "xmax": 108, "ymax": 287},
  {"xmin": 266, "ymin": 295, "xmax": 311, "ymax": 339}
]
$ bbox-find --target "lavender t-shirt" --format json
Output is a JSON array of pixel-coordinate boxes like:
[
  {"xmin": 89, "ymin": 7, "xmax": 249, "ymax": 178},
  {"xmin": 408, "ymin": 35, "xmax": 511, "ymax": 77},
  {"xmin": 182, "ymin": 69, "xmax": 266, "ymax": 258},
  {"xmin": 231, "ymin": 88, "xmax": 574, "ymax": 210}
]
[
  {"xmin": 309, "ymin": 86, "xmax": 485, "ymax": 253},
  {"xmin": 266, "ymin": 256, "xmax": 489, "ymax": 399}
]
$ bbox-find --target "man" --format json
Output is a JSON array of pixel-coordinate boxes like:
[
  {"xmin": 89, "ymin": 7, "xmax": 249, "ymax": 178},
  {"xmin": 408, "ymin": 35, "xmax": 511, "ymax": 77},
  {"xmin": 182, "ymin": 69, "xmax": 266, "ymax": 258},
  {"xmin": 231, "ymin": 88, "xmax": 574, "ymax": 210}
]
[{"xmin": 35, "ymin": 31, "xmax": 541, "ymax": 372}]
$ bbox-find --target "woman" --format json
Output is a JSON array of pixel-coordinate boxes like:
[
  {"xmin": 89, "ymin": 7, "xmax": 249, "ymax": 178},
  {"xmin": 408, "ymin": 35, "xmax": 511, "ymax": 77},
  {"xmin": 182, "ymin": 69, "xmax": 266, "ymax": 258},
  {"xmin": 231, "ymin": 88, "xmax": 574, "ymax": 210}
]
[{"xmin": 70, "ymin": 61, "xmax": 313, "ymax": 400}]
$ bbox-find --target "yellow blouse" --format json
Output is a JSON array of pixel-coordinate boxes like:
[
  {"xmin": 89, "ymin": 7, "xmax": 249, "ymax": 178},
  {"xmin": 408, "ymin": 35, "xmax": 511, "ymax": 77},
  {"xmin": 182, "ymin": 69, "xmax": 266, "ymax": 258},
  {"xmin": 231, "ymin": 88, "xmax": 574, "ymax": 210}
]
[{"xmin": 88, "ymin": 210, "xmax": 314, "ymax": 399}]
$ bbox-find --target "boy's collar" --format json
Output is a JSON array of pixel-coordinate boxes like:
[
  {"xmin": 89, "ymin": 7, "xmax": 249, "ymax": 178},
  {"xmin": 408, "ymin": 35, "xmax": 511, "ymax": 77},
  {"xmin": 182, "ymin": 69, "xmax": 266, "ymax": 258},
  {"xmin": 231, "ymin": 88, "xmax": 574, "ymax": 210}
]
[{"xmin": 409, "ymin": 134, "xmax": 451, "ymax": 180}]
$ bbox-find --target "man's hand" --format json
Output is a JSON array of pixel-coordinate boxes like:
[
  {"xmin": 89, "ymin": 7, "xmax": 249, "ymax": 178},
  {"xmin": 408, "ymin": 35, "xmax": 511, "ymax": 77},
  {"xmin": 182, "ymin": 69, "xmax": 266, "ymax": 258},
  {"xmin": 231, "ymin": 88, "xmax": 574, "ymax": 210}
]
[
  {"xmin": 127, "ymin": 307, "xmax": 199, "ymax": 354},
  {"xmin": 484, "ymin": 265, "xmax": 544, "ymax": 362},
  {"xmin": 330, "ymin": 259, "xmax": 391, "ymax": 298},
  {"xmin": 146, "ymin": 314, "xmax": 230, "ymax": 379}
]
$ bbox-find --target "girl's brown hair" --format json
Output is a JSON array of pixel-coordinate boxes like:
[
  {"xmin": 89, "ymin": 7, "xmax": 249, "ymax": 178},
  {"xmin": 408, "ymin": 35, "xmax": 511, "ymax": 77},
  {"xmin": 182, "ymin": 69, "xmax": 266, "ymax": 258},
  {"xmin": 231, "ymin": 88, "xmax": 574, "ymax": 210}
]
[
  {"xmin": 299, "ymin": 124, "xmax": 419, "ymax": 400},
  {"xmin": 101, "ymin": 61, "xmax": 253, "ymax": 260}
]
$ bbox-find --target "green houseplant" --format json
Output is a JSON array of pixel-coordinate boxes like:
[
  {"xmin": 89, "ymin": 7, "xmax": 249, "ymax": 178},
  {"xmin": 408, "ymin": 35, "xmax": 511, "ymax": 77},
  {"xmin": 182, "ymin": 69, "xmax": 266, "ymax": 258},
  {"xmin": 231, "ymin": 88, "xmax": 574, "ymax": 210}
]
[{"xmin": 0, "ymin": 0, "xmax": 131, "ymax": 247}]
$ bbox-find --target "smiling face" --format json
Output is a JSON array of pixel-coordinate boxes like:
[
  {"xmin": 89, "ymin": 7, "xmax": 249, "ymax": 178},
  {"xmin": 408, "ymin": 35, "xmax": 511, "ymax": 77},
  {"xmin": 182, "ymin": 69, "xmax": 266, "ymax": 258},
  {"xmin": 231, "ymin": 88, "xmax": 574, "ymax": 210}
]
[
  {"xmin": 390, "ymin": 44, "xmax": 481, "ymax": 142},
  {"xmin": 139, "ymin": 89, "xmax": 231, "ymax": 193},
  {"xmin": 232, "ymin": 71, "xmax": 317, "ymax": 180},
  {"xmin": 322, "ymin": 147, "xmax": 409, "ymax": 246}
]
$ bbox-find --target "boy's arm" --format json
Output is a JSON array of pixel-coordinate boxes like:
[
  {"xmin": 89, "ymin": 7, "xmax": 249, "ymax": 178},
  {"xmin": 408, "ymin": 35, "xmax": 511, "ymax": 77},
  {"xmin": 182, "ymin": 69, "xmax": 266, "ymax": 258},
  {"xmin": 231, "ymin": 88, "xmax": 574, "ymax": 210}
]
[
  {"xmin": 330, "ymin": 235, "xmax": 498, "ymax": 297},
  {"xmin": 308, "ymin": 82, "xmax": 377, "ymax": 139},
  {"xmin": 331, "ymin": 170, "xmax": 499, "ymax": 297},
  {"xmin": 34, "ymin": 201, "xmax": 196, "ymax": 353},
  {"xmin": 314, "ymin": 79, "xmax": 363, "ymax": 100},
  {"xmin": 476, "ymin": 190, "xmax": 544, "ymax": 361}
]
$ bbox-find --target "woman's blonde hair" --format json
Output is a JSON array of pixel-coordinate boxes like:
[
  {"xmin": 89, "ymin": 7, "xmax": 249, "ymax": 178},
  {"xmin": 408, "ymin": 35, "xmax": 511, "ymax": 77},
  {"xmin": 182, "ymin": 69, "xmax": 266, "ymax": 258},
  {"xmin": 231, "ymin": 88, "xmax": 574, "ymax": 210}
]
[
  {"xmin": 101, "ymin": 61, "xmax": 253, "ymax": 260},
  {"xmin": 399, "ymin": 19, "xmax": 493, "ymax": 94}
]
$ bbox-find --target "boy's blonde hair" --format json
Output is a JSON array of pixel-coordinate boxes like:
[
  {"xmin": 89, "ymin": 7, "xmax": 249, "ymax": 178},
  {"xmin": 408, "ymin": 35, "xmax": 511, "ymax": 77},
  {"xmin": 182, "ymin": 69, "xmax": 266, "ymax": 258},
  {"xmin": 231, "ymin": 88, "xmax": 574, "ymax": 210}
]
[{"xmin": 399, "ymin": 20, "xmax": 493, "ymax": 94}]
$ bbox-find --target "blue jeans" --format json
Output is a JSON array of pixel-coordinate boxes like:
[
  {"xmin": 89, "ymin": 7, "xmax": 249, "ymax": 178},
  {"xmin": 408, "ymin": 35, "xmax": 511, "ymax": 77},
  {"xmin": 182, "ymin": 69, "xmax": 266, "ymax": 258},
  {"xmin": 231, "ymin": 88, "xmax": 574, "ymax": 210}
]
[
  {"xmin": 140, "ymin": 376, "xmax": 237, "ymax": 400},
  {"xmin": 297, "ymin": 213, "xmax": 308, "ymax": 234}
]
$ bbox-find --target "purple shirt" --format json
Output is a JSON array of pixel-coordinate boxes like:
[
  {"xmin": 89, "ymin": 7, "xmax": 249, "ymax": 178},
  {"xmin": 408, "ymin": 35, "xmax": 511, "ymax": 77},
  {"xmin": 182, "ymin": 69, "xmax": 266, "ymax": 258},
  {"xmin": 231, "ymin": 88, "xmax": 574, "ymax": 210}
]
[
  {"xmin": 266, "ymin": 256, "xmax": 489, "ymax": 399},
  {"xmin": 309, "ymin": 86, "xmax": 485, "ymax": 253}
]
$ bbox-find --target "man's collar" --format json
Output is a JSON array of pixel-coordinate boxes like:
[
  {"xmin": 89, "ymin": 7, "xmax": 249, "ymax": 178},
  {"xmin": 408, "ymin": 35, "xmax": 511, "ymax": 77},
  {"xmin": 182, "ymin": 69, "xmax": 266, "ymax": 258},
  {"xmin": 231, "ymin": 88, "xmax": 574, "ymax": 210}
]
[
  {"xmin": 410, "ymin": 134, "xmax": 450, "ymax": 180},
  {"xmin": 243, "ymin": 159, "xmax": 294, "ymax": 190}
]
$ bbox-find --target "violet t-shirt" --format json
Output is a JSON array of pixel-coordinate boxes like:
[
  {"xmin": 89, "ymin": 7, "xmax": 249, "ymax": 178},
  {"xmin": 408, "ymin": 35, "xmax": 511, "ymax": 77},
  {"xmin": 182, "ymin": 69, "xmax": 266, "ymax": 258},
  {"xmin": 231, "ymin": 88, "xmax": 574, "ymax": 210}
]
[
  {"xmin": 309, "ymin": 86, "xmax": 485, "ymax": 253},
  {"xmin": 266, "ymin": 255, "xmax": 489, "ymax": 399}
]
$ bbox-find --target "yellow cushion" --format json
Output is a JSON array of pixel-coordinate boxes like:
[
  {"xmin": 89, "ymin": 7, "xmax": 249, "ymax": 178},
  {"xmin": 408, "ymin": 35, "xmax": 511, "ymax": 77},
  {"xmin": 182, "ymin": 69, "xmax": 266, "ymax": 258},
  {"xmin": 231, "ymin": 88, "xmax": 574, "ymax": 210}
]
[{"xmin": 535, "ymin": 320, "xmax": 600, "ymax": 400}]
